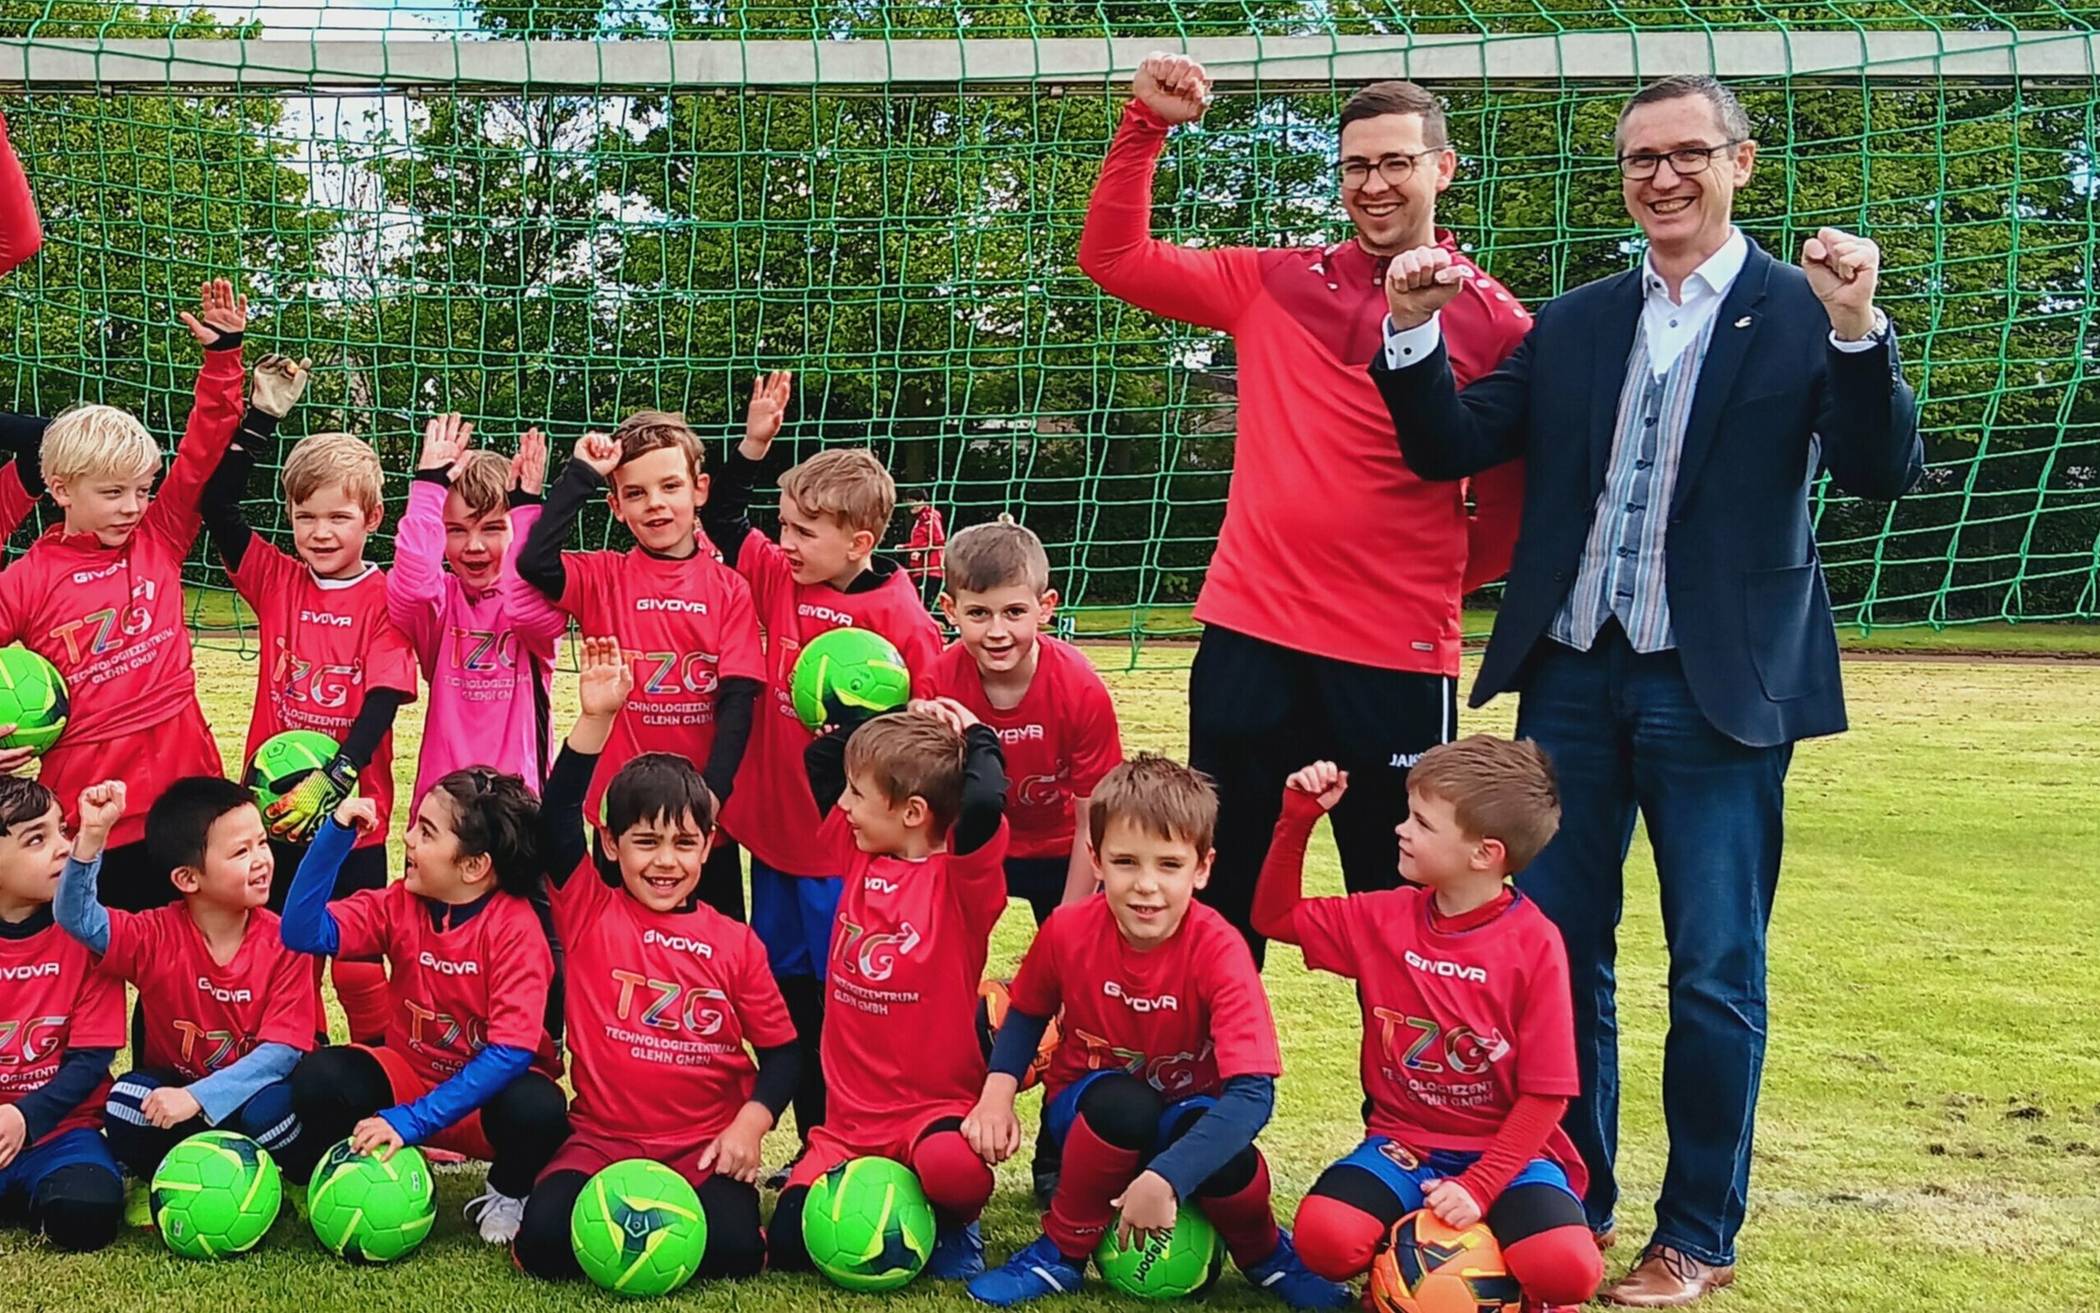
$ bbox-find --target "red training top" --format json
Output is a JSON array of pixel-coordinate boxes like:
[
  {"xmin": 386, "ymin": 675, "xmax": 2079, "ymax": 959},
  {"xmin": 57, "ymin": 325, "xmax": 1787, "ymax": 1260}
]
[
  {"xmin": 905, "ymin": 505, "xmax": 946, "ymax": 582},
  {"xmin": 0, "ymin": 917, "xmax": 124, "ymax": 1144},
  {"xmin": 1079, "ymin": 99, "xmax": 1532, "ymax": 675},
  {"xmin": 0, "ymin": 109, "xmax": 43, "ymax": 277},
  {"xmin": 101, "ymin": 904, "xmax": 320, "ymax": 1080},
  {"xmin": 0, "ymin": 465, "xmax": 33, "ymax": 541}
]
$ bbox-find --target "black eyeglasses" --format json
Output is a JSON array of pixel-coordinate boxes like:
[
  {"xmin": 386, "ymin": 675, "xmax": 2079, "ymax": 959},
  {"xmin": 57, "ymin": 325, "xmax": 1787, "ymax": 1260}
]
[
  {"xmin": 1617, "ymin": 140, "xmax": 1745, "ymax": 179},
  {"xmin": 1337, "ymin": 147, "xmax": 1450, "ymax": 189}
]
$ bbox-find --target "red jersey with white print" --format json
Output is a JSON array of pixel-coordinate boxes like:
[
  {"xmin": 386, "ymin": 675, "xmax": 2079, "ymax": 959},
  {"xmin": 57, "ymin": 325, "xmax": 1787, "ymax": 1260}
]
[
  {"xmin": 1012, "ymin": 896, "xmax": 1280, "ymax": 1102},
  {"xmin": 101, "ymin": 904, "xmax": 319, "ymax": 1081},
  {"xmin": 0, "ymin": 917, "xmax": 125, "ymax": 1144},
  {"xmin": 726, "ymin": 537, "xmax": 944, "ymax": 876},
  {"xmin": 1291, "ymin": 886, "xmax": 1584, "ymax": 1183},
  {"xmin": 229, "ymin": 543, "xmax": 418, "ymax": 850},
  {"xmin": 327, "ymin": 881, "xmax": 560, "ymax": 1086},
  {"xmin": 549, "ymin": 857, "xmax": 795, "ymax": 1152},
  {"xmin": 557, "ymin": 548, "xmax": 764, "ymax": 827},
  {"xmin": 821, "ymin": 811, "xmax": 1008, "ymax": 1144},
  {"xmin": 928, "ymin": 636, "xmax": 1123, "ymax": 860},
  {"xmin": 0, "ymin": 348, "xmax": 244, "ymax": 848}
]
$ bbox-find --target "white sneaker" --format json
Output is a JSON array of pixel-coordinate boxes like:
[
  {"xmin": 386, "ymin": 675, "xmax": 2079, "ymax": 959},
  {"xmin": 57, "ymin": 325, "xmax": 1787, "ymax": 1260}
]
[{"xmin": 463, "ymin": 1187, "xmax": 527, "ymax": 1245}]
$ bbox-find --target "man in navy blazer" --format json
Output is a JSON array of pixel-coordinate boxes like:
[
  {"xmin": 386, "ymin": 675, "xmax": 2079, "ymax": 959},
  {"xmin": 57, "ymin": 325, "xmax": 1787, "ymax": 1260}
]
[{"xmin": 1368, "ymin": 77, "xmax": 1919, "ymax": 1306}]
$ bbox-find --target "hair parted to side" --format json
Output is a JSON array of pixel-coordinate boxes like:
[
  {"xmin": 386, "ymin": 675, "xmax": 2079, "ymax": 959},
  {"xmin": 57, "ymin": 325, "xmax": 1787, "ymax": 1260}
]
[
  {"xmin": 1339, "ymin": 80, "xmax": 1449, "ymax": 148},
  {"xmin": 449, "ymin": 450, "xmax": 513, "ymax": 519},
  {"xmin": 428, "ymin": 767, "xmax": 542, "ymax": 898},
  {"xmin": 283, "ymin": 431, "xmax": 384, "ymax": 514},
  {"xmin": 41, "ymin": 404, "xmax": 160, "ymax": 487},
  {"xmin": 611, "ymin": 409, "xmax": 704, "ymax": 481},
  {"xmin": 146, "ymin": 777, "xmax": 257, "ymax": 876},
  {"xmin": 944, "ymin": 516, "xmax": 1051, "ymax": 595},
  {"xmin": 844, "ymin": 713, "xmax": 967, "ymax": 833},
  {"xmin": 0, "ymin": 776, "xmax": 59, "ymax": 833},
  {"xmin": 779, "ymin": 448, "xmax": 895, "ymax": 535},
  {"xmin": 1088, "ymin": 753, "xmax": 1217, "ymax": 858},
  {"xmin": 605, "ymin": 752, "xmax": 716, "ymax": 839},
  {"xmin": 1615, "ymin": 74, "xmax": 1751, "ymax": 152},
  {"xmin": 1407, "ymin": 734, "xmax": 1562, "ymax": 872}
]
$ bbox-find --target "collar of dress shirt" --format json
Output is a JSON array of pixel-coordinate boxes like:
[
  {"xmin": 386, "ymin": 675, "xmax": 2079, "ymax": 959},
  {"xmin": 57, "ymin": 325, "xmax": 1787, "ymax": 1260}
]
[{"xmin": 1642, "ymin": 226, "xmax": 1747, "ymax": 307}]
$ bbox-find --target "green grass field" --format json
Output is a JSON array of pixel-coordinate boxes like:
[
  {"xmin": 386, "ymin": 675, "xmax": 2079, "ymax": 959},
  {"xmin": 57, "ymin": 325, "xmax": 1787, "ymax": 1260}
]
[{"xmin": 9, "ymin": 641, "xmax": 2098, "ymax": 1310}]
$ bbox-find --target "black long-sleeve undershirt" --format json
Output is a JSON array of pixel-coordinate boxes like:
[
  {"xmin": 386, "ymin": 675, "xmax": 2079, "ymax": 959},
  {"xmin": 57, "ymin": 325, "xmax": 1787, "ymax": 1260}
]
[
  {"xmin": 0, "ymin": 411, "xmax": 49, "ymax": 495},
  {"xmin": 515, "ymin": 457, "xmax": 602, "ymax": 603},
  {"xmin": 198, "ymin": 410, "xmax": 278, "ymax": 571},
  {"xmin": 704, "ymin": 678, "xmax": 760, "ymax": 804},
  {"xmin": 699, "ymin": 447, "xmax": 761, "ymax": 568}
]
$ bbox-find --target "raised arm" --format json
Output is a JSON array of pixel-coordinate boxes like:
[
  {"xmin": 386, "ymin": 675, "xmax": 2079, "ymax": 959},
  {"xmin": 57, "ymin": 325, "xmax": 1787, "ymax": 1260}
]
[
  {"xmin": 144, "ymin": 280, "xmax": 249, "ymax": 551},
  {"xmin": 516, "ymin": 436, "xmax": 615, "ymax": 603},
  {"xmin": 0, "ymin": 109, "xmax": 43, "ymax": 276},
  {"xmin": 1814, "ymin": 327, "xmax": 1920, "ymax": 499},
  {"xmin": 1370, "ymin": 247, "xmax": 1535, "ymax": 481},
  {"xmin": 1249, "ymin": 766, "xmax": 1347, "ymax": 945},
  {"xmin": 541, "ymin": 635, "xmax": 626, "ymax": 888},
  {"xmin": 389, "ymin": 414, "xmax": 478, "ymax": 648}
]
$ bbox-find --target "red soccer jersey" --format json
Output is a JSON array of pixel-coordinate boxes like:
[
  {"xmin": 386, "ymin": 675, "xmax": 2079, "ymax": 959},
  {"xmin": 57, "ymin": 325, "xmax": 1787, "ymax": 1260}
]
[
  {"xmin": 229, "ymin": 544, "xmax": 418, "ymax": 849},
  {"xmin": 0, "ymin": 348, "xmax": 244, "ymax": 848},
  {"xmin": 928, "ymin": 636, "xmax": 1123, "ymax": 861},
  {"xmin": 101, "ymin": 904, "xmax": 319, "ymax": 1081},
  {"xmin": 1012, "ymin": 896, "xmax": 1280, "ymax": 1102},
  {"xmin": 727, "ymin": 537, "xmax": 944, "ymax": 876},
  {"xmin": 821, "ymin": 812, "xmax": 1008, "ymax": 1145},
  {"xmin": 1292, "ymin": 887, "xmax": 1583, "ymax": 1176},
  {"xmin": 549, "ymin": 858, "xmax": 796, "ymax": 1153},
  {"xmin": 557, "ymin": 548, "xmax": 765, "ymax": 827},
  {"xmin": 0, "ymin": 917, "xmax": 125, "ymax": 1144},
  {"xmin": 327, "ymin": 881, "xmax": 560, "ymax": 1086}
]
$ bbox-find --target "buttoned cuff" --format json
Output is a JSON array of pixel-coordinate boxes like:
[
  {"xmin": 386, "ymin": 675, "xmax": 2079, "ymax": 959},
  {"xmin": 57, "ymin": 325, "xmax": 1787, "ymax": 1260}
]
[
  {"xmin": 1829, "ymin": 308, "xmax": 1889, "ymax": 352},
  {"xmin": 1383, "ymin": 313, "xmax": 1444, "ymax": 369}
]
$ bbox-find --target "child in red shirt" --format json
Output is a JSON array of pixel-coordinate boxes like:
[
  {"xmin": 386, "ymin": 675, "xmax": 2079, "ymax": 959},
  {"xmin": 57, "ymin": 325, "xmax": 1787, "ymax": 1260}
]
[
  {"xmin": 0, "ymin": 778, "xmax": 124, "ymax": 1252},
  {"xmin": 0, "ymin": 280, "xmax": 249, "ymax": 912},
  {"xmin": 1256, "ymin": 738, "xmax": 1603, "ymax": 1309},
  {"xmin": 765, "ymin": 698, "xmax": 1009, "ymax": 1282},
  {"xmin": 54, "ymin": 777, "xmax": 323, "ymax": 1182},
  {"xmin": 510, "ymin": 637, "xmax": 798, "ymax": 1283},
  {"xmin": 964, "ymin": 755, "xmax": 1346, "ymax": 1309},
  {"xmin": 280, "ymin": 771, "xmax": 569, "ymax": 1246}
]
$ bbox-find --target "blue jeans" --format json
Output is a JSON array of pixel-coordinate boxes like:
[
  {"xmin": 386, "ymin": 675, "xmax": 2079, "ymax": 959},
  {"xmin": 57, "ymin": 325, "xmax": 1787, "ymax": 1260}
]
[{"xmin": 1513, "ymin": 628, "xmax": 1791, "ymax": 1268}]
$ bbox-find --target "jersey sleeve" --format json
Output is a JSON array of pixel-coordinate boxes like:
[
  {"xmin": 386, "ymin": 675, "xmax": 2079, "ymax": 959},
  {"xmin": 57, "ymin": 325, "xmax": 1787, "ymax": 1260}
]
[
  {"xmin": 95, "ymin": 906, "xmax": 156, "ymax": 983},
  {"xmin": 257, "ymin": 939, "xmax": 322, "ymax": 1052},
  {"xmin": 67, "ymin": 954, "xmax": 128, "ymax": 1049},
  {"xmin": 324, "ymin": 885, "xmax": 396, "ymax": 962},
  {"xmin": 0, "ymin": 462, "xmax": 33, "ymax": 541},
  {"xmin": 1291, "ymin": 892, "xmax": 1371, "ymax": 979},
  {"xmin": 715, "ymin": 570, "xmax": 765, "ymax": 682},
  {"xmin": 365, "ymin": 606, "xmax": 420, "ymax": 698},
  {"xmin": 1006, "ymin": 906, "xmax": 1068, "ymax": 1018},
  {"xmin": 501, "ymin": 503, "xmax": 571, "ymax": 645},
  {"xmin": 952, "ymin": 817, "xmax": 1011, "ymax": 940},
  {"xmin": 732, "ymin": 928, "xmax": 798, "ymax": 1050},
  {"xmin": 141, "ymin": 346, "xmax": 245, "ymax": 554},
  {"xmin": 482, "ymin": 904, "xmax": 556, "ymax": 1052},
  {"xmin": 227, "ymin": 531, "xmax": 296, "ymax": 607},
  {"xmin": 1513, "ymin": 918, "xmax": 1582, "ymax": 1099},
  {"xmin": 1063, "ymin": 659, "xmax": 1125, "ymax": 797},
  {"xmin": 0, "ymin": 109, "xmax": 43, "ymax": 277},
  {"xmin": 546, "ymin": 853, "xmax": 614, "ymax": 928},
  {"xmin": 556, "ymin": 548, "xmax": 612, "ymax": 623},
  {"xmin": 732, "ymin": 527, "xmax": 791, "ymax": 613},
  {"xmin": 1198, "ymin": 923, "xmax": 1283, "ymax": 1080}
]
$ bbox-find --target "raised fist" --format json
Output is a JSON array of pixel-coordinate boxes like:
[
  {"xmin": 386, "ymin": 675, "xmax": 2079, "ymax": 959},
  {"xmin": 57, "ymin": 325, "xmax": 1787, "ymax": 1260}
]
[
  {"xmin": 1383, "ymin": 245, "xmax": 1472, "ymax": 332},
  {"xmin": 1133, "ymin": 54, "xmax": 1212, "ymax": 126}
]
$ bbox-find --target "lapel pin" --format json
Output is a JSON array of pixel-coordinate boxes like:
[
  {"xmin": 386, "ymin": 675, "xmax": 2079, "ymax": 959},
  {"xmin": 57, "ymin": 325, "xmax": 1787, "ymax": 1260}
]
[{"xmin": 1733, "ymin": 315, "xmax": 1753, "ymax": 328}]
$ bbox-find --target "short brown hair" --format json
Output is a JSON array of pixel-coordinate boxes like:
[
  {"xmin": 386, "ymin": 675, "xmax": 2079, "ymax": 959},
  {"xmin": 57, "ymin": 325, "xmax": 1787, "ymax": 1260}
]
[
  {"xmin": 845, "ymin": 714, "xmax": 967, "ymax": 833},
  {"xmin": 1088, "ymin": 753, "xmax": 1214, "ymax": 858},
  {"xmin": 282, "ymin": 432, "xmax": 383, "ymax": 514},
  {"xmin": 1407, "ymin": 735, "xmax": 1561, "ymax": 872},
  {"xmin": 1615, "ymin": 74, "xmax": 1751, "ymax": 152},
  {"xmin": 1339, "ymin": 80, "xmax": 1449, "ymax": 148},
  {"xmin": 448, "ymin": 450, "xmax": 512, "ymax": 519},
  {"xmin": 944, "ymin": 516, "xmax": 1051, "ymax": 595},
  {"xmin": 612, "ymin": 409, "xmax": 704, "ymax": 482},
  {"xmin": 779, "ymin": 448, "xmax": 894, "ymax": 535}
]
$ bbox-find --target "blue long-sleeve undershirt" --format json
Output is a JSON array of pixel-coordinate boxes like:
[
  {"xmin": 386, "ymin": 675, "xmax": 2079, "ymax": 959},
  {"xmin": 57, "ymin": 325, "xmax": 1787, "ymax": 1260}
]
[
  {"xmin": 278, "ymin": 816, "xmax": 353, "ymax": 956},
  {"xmin": 190, "ymin": 1043, "xmax": 302, "ymax": 1125},
  {"xmin": 379, "ymin": 1044, "xmax": 533, "ymax": 1146},
  {"xmin": 54, "ymin": 853, "xmax": 111, "ymax": 955}
]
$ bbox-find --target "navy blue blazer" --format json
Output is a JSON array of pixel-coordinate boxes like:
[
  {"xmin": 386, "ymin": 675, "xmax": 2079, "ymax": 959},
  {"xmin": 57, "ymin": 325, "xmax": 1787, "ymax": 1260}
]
[{"xmin": 1368, "ymin": 238, "xmax": 1921, "ymax": 747}]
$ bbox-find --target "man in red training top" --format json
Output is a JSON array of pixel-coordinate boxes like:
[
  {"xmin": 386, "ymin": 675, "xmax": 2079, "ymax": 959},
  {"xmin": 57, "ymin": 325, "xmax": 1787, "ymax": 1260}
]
[{"xmin": 1079, "ymin": 56, "xmax": 1531, "ymax": 964}]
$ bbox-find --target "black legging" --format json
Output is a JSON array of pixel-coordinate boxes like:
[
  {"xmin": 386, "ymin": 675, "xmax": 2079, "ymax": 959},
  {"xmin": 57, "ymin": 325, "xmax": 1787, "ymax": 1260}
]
[
  {"xmin": 514, "ymin": 1168, "xmax": 765, "ymax": 1281},
  {"xmin": 12, "ymin": 1163, "xmax": 122, "ymax": 1252}
]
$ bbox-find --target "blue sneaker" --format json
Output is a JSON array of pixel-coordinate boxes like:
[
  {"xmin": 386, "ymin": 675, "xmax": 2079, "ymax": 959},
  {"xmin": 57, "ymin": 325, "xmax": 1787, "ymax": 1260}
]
[
  {"xmin": 926, "ymin": 1220, "xmax": 986, "ymax": 1280},
  {"xmin": 967, "ymin": 1233, "xmax": 1087, "ymax": 1305},
  {"xmin": 1241, "ymin": 1230, "xmax": 1352, "ymax": 1309}
]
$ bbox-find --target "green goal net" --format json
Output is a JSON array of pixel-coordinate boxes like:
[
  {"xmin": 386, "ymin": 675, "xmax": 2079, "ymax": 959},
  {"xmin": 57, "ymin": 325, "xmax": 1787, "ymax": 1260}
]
[{"xmin": 1, "ymin": 3, "xmax": 2095, "ymax": 666}]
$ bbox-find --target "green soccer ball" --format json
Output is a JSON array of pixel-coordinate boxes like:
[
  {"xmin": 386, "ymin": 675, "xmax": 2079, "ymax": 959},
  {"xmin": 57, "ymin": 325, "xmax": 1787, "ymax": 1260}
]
[
  {"xmin": 0, "ymin": 645, "xmax": 68, "ymax": 756},
  {"xmin": 243, "ymin": 729, "xmax": 353, "ymax": 812},
  {"xmin": 788, "ymin": 627, "xmax": 912, "ymax": 730},
  {"xmin": 569, "ymin": 1159, "xmax": 708, "ymax": 1297},
  {"xmin": 802, "ymin": 1156, "xmax": 937, "ymax": 1291},
  {"xmin": 1096, "ymin": 1208, "xmax": 1224, "ymax": 1300},
  {"xmin": 305, "ymin": 1139, "xmax": 436, "ymax": 1263},
  {"xmin": 149, "ymin": 1130, "xmax": 282, "ymax": 1260}
]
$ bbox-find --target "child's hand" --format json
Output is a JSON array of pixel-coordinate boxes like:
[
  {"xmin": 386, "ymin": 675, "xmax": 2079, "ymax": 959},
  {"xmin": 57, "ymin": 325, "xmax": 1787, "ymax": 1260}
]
[
  {"xmin": 0, "ymin": 1103, "xmax": 25, "ymax": 1168},
  {"xmin": 419, "ymin": 412, "xmax": 475, "ymax": 476},
  {"xmin": 695, "ymin": 1104, "xmax": 770, "ymax": 1184},
  {"xmin": 743, "ymin": 370, "xmax": 793, "ymax": 454},
  {"xmin": 961, "ymin": 1089, "xmax": 1022, "ymax": 1165},
  {"xmin": 178, "ymin": 277, "xmax": 249, "ymax": 347},
  {"xmin": 908, "ymin": 696, "xmax": 979, "ymax": 735},
  {"xmin": 142, "ymin": 1085, "xmax": 203, "ymax": 1129},
  {"xmin": 576, "ymin": 636, "xmax": 633, "ymax": 719},
  {"xmin": 0, "ymin": 726, "xmax": 34, "ymax": 777},
  {"xmin": 266, "ymin": 758, "xmax": 358, "ymax": 843},
  {"xmin": 350, "ymin": 1115, "xmax": 405, "ymax": 1161},
  {"xmin": 511, "ymin": 426, "xmax": 548, "ymax": 496},
  {"xmin": 1285, "ymin": 761, "xmax": 1348, "ymax": 812},
  {"xmin": 1111, "ymin": 1169, "xmax": 1178, "ymax": 1249},
  {"xmin": 1422, "ymin": 1179, "xmax": 1482, "ymax": 1230},
  {"xmin": 573, "ymin": 430, "xmax": 619, "ymax": 478},
  {"xmin": 74, "ymin": 781, "xmax": 127, "ymax": 858},
  {"xmin": 248, "ymin": 354, "xmax": 312, "ymax": 419},
  {"xmin": 334, "ymin": 795, "xmax": 380, "ymax": 834}
]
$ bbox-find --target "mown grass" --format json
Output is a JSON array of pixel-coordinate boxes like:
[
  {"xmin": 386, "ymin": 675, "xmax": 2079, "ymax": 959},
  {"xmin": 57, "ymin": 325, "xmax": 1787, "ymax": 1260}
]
[{"xmin": 9, "ymin": 643, "xmax": 2098, "ymax": 1311}]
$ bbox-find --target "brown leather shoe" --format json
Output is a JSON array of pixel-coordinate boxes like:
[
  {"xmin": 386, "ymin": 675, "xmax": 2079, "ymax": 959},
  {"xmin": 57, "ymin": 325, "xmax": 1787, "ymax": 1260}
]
[{"xmin": 1604, "ymin": 1245, "xmax": 1736, "ymax": 1307}]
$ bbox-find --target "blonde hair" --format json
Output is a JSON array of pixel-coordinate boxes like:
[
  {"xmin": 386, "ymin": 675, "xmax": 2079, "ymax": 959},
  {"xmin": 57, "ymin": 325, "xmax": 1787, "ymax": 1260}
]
[
  {"xmin": 845, "ymin": 714, "xmax": 967, "ymax": 833},
  {"xmin": 41, "ymin": 404, "xmax": 160, "ymax": 487},
  {"xmin": 612, "ymin": 410, "xmax": 704, "ymax": 484},
  {"xmin": 945, "ymin": 516, "xmax": 1051, "ymax": 595},
  {"xmin": 779, "ymin": 448, "xmax": 894, "ymax": 535},
  {"xmin": 1407, "ymin": 735, "xmax": 1562, "ymax": 872},
  {"xmin": 282, "ymin": 432, "xmax": 384, "ymax": 514},
  {"xmin": 1089, "ymin": 753, "xmax": 1215, "ymax": 858},
  {"xmin": 449, "ymin": 450, "xmax": 512, "ymax": 519}
]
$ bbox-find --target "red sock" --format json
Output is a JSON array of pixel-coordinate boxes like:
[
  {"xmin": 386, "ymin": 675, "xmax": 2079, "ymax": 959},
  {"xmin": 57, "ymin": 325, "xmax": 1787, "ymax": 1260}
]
[
  {"xmin": 1290, "ymin": 1192, "xmax": 1387, "ymax": 1280},
  {"xmin": 1191, "ymin": 1150, "xmax": 1281, "ymax": 1269},
  {"xmin": 1045, "ymin": 1115, "xmax": 1139, "ymax": 1259},
  {"xmin": 331, "ymin": 960, "xmax": 390, "ymax": 1046},
  {"xmin": 908, "ymin": 1129, "xmax": 993, "ymax": 1225},
  {"xmin": 1501, "ymin": 1223, "xmax": 1604, "ymax": 1306}
]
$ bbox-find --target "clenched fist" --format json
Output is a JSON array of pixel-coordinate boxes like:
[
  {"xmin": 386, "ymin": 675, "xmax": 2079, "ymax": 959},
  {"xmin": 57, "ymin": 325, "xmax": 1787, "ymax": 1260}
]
[
  {"xmin": 1133, "ymin": 54, "xmax": 1211, "ymax": 126},
  {"xmin": 1800, "ymin": 226, "xmax": 1881, "ymax": 341},
  {"xmin": 1383, "ymin": 244, "xmax": 1473, "ymax": 332}
]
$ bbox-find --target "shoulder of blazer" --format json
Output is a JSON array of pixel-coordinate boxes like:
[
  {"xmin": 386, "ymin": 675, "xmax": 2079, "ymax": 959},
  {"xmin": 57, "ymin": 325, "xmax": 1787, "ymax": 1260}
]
[{"xmin": 1534, "ymin": 265, "xmax": 1643, "ymax": 330}]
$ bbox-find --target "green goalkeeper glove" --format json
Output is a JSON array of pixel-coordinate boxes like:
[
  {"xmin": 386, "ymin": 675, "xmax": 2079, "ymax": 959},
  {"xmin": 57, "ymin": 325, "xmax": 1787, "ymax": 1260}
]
[{"xmin": 265, "ymin": 756, "xmax": 358, "ymax": 843}]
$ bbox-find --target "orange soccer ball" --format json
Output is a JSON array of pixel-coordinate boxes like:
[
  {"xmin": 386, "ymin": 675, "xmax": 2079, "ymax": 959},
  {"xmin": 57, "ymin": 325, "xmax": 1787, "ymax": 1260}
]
[
  {"xmin": 1365, "ymin": 1210, "xmax": 1523, "ymax": 1313},
  {"xmin": 975, "ymin": 978, "xmax": 1061, "ymax": 1092}
]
